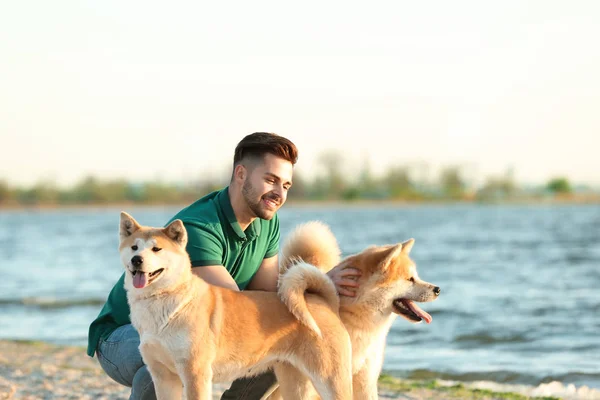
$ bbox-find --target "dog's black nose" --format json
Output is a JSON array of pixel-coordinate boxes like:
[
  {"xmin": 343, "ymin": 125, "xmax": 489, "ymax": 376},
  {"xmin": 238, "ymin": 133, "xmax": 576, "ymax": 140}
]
[
  {"xmin": 433, "ymin": 286, "xmax": 441, "ymax": 296},
  {"xmin": 131, "ymin": 255, "xmax": 143, "ymax": 267}
]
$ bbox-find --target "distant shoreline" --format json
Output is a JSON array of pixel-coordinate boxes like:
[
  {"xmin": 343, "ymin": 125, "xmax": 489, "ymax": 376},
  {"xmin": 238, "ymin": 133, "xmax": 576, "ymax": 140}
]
[{"xmin": 1, "ymin": 194, "xmax": 600, "ymax": 211}]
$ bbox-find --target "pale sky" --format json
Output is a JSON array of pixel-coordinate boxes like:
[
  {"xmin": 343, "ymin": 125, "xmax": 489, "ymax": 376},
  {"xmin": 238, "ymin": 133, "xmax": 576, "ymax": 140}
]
[{"xmin": 1, "ymin": 1, "xmax": 599, "ymax": 188}]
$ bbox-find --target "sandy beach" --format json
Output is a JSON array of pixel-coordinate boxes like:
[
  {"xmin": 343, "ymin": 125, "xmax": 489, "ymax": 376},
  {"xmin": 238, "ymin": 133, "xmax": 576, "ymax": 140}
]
[
  {"xmin": 0, "ymin": 340, "xmax": 400, "ymax": 400},
  {"xmin": 0, "ymin": 339, "xmax": 567, "ymax": 400}
]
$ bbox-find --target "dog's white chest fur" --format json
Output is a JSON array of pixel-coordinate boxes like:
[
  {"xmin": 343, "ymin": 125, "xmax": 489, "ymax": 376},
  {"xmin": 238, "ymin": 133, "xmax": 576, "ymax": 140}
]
[
  {"xmin": 351, "ymin": 315, "xmax": 395, "ymax": 374},
  {"xmin": 129, "ymin": 296, "xmax": 193, "ymax": 369},
  {"xmin": 139, "ymin": 333, "xmax": 180, "ymax": 374}
]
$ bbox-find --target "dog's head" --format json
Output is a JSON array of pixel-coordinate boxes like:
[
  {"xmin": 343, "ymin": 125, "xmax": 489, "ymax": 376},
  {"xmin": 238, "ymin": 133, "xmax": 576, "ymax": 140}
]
[
  {"xmin": 119, "ymin": 212, "xmax": 189, "ymax": 293},
  {"xmin": 341, "ymin": 239, "xmax": 440, "ymax": 324}
]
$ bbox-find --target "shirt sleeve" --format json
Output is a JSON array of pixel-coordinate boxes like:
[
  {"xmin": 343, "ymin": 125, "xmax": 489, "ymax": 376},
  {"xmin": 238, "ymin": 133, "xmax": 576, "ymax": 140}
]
[
  {"xmin": 183, "ymin": 222, "xmax": 224, "ymax": 267},
  {"xmin": 264, "ymin": 214, "xmax": 280, "ymax": 259}
]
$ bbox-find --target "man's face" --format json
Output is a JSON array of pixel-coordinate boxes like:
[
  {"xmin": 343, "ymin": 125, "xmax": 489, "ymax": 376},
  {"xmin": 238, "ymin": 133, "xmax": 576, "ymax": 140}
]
[{"xmin": 241, "ymin": 153, "xmax": 293, "ymax": 220}]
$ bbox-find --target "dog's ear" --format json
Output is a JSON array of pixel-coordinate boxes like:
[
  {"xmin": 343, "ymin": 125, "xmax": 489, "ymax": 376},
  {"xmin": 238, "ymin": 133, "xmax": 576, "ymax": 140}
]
[
  {"xmin": 401, "ymin": 238, "xmax": 415, "ymax": 255},
  {"xmin": 120, "ymin": 212, "xmax": 141, "ymax": 241},
  {"xmin": 163, "ymin": 219, "xmax": 188, "ymax": 248},
  {"xmin": 379, "ymin": 243, "xmax": 404, "ymax": 270}
]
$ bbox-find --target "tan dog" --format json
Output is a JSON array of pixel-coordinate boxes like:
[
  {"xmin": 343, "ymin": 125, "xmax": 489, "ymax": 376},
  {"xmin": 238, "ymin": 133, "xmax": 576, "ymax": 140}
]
[
  {"xmin": 271, "ymin": 221, "xmax": 441, "ymax": 399},
  {"xmin": 118, "ymin": 213, "xmax": 352, "ymax": 400}
]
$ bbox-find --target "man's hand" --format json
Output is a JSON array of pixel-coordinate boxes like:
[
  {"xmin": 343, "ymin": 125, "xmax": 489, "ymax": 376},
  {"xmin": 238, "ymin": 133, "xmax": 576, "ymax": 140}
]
[{"xmin": 326, "ymin": 264, "xmax": 362, "ymax": 297}]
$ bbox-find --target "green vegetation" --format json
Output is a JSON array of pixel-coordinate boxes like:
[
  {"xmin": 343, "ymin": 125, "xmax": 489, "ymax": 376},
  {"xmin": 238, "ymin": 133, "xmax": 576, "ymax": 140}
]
[
  {"xmin": 546, "ymin": 177, "xmax": 572, "ymax": 194},
  {"xmin": 11, "ymin": 339, "xmax": 50, "ymax": 347},
  {"xmin": 378, "ymin": 373, "xmax": 561, "ymax": 400},
  {"xmin": 0, "ymin": 176, "xmax": 219, "ymax": 207},
  {"xmin": 0, "ymin": 152, "xmax": 595, "ymax": 207}
]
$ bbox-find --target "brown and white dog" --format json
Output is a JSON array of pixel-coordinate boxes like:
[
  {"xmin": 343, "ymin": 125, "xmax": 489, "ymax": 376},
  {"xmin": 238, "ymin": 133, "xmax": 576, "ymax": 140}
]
[
  {"xmin": 270, "ymin": 221, "xmax": 441, "ymax": 399},
  {"xmin": 119, "ymin": 213, "xmax": 352, "ymax": 400}
]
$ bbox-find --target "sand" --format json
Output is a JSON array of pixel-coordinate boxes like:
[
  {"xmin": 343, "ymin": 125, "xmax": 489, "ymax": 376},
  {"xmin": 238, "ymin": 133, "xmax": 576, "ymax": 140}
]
[{"xmin": 0, "ymin": 339, "xmax": 560, "ymax": 400}]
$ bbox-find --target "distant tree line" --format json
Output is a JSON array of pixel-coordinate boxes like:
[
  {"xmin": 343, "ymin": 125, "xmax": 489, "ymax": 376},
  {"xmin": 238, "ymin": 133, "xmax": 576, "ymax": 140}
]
[
  {"xmin": 0, "ymin": 177, "xmax": 220, "ymax": 206},
  {"xmin": 0, "ymin": 152, "xmax": 588, "ymax": 207}
]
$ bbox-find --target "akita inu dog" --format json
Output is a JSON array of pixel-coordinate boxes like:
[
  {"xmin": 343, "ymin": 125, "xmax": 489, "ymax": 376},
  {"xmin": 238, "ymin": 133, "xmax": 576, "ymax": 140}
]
[
  {"xmin": 118, "ymin": 213, "xmax": 352, "ymax": 400},
  {"xmin": 270, "ymin": 221, "xmax": 441, "ymax": 399}
]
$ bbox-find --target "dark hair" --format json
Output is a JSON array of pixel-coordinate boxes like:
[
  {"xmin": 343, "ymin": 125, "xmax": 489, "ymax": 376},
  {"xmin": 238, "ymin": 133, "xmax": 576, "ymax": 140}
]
[{"xmin": 233, "ymin": 132, "xmax": 298, "ymax": 167}]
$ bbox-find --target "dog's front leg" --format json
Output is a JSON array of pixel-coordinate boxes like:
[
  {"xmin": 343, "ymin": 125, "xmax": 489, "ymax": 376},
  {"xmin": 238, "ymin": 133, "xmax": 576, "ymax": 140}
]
[
  {"xmin": 179, "ymin": 362, "xmax": 212, "ymax": 400},
  {"xmin": 352, "ymin": 365, "xmax": 379, "ymax": 400},
  {"xmin": 146, "ymin": 360, "xmax": 183, "ymax": 400}
]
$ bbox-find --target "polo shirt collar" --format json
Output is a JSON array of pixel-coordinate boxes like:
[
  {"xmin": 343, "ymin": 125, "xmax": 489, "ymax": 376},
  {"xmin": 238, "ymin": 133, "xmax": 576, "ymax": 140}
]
[{"xmin": 218, "ymin": 187, "xmax": 261, "ymax": 240}]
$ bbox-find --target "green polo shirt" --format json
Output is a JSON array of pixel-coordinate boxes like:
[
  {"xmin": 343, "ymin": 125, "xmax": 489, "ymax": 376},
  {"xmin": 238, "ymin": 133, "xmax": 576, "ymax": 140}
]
[{"xmin": 86, "ymin": 187, "xmax": 280, "ymax": 357}]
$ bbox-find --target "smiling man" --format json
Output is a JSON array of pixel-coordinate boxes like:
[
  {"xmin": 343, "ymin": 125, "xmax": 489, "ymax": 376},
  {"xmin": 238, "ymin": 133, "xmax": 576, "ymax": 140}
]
[{"xmin": 87, "ymin": 132, "xmax": 361, "ymax": 400}]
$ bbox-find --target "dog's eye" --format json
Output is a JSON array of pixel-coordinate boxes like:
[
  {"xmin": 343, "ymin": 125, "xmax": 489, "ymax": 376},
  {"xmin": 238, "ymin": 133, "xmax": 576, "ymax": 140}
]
[
  {"xmin": 131, "ymin": 245, "xmax": 138, "ymax": 251},
  {"xmin": 408, "ymin": 277, "xmax": 415, "ymax": 282},
  {"xmin": 152, "ymin": 247, "xmax": 162, "ymax": 252}
]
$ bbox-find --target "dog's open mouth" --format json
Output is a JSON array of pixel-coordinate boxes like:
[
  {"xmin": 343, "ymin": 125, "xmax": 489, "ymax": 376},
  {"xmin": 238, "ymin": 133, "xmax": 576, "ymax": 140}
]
[
  {"xmin": 131, "ymin": 268, "xmax": 164, "ymax": 289},
  {"xmin": 392, "ymin": 299, "xmax": 432, "ymax": 324}
]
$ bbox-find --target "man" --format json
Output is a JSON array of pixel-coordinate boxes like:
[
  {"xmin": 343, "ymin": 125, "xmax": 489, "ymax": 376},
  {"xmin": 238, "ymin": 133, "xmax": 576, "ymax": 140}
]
[{"xmin": 87, "ymin": 132, "xmax": 361, "ymax": 400}]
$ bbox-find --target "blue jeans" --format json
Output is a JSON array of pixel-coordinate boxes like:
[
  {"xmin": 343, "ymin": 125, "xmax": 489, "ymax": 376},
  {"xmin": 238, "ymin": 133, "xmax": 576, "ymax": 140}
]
[
  {"xmin": 97, "ymin": 324, "xmax": 155, "ymax": 400},
  {"xmin": 96, "ymin": 324, "xmax": 276, "ymax": 400}
]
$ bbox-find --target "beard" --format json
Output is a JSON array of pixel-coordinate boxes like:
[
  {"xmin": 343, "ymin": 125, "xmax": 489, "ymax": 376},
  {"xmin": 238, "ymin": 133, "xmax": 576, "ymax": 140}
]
[{"xmin": 241, "ymin": 179, "xmax": 279, "ymax": 220}]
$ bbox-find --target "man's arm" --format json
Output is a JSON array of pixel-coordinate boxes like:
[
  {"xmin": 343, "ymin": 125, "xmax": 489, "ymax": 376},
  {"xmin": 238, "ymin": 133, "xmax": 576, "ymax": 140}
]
[
  {"xmin": 246, "ymin": 254, "xmax": 279, "ymax": 292},
  {"xmin": 182, "ymin": 222, "xmax": 239, "ymax": 291},
  {"xmin": 192, "ymin": 265, "xmax": 240, "ymax": 291}
]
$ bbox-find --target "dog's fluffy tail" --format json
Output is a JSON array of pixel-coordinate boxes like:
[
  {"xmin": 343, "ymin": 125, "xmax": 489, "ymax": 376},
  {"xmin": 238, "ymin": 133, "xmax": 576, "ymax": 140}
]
[
  {"xmin": 278, "ymin": 262, "xmax": 339, "ymax": 337},
  {"xmin": 278, "ymin": 221, "xmax": 342, "ymax": 337},
  {"xmin": 279, "ymin": 221, "xmax": 341, "ymax": 274}
]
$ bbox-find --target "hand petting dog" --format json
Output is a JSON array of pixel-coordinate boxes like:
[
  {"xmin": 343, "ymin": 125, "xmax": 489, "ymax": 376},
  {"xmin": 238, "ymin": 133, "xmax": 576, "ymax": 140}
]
[{"xmin": 327, "ymin": 264, "xmax": 362, "ymax": 297}]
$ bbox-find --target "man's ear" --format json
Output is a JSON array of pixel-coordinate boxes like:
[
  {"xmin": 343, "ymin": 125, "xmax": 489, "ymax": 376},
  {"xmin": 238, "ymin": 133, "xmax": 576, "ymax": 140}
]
[
  {"xmin": 120, "ymin": 212, "xmax": 141, "ymax": 242},
  {"xmin": 233, "ymin": 164, "xmax": 247, "ymax": 182},
  {"xmin": 163, "ymin": 219, "xmax": 188, "ymax": 248}
]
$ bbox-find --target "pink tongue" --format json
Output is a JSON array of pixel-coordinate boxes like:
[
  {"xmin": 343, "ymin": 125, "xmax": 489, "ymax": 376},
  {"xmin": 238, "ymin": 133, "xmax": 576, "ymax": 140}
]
[
  {"xmin": 133, "ymin": 272, "xmax": 149, "ymax": 289},
  {"xmin": 403, "ymin": 299, "xmax": 433, "ymax": 324}
]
